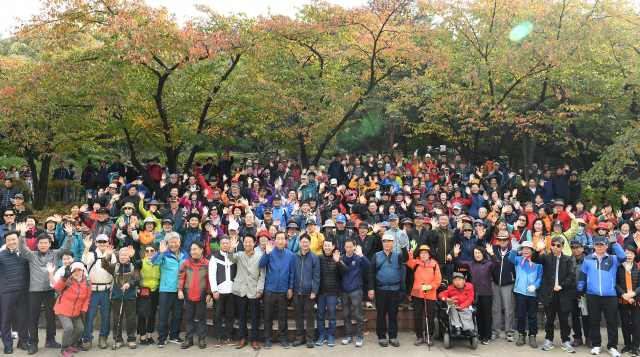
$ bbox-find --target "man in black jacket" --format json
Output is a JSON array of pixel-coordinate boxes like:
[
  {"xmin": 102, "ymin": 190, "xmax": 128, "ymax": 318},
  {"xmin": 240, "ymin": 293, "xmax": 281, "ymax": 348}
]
[
  {"xmin": 108, "ymin": 155, "xmax": 126, "ymax": 179},
  {"xmin": 316, "ymin": 240, "xmax": 348, "ymax": 347},
  {"xmin": 532, "ymin": 236, "xmax": 576, "ymax": 352},
  {"xmin": 217, "ymin": 152, "xmax": 234, "ymax": 186},
  {"xmin": 491, "ymin": 232, "xmax": 516, "ymax": 341},
  {"xmin": 0, "ymin": 230, "xmax": 30, "ymax": 354}
]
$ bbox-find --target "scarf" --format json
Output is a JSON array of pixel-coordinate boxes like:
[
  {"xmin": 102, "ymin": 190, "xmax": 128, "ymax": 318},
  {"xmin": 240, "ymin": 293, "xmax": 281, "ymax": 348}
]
[
  {"xmin": 521, "ymin": 256, "xmax": 533, "ymax": 269},
  {"xmin": 623, "ymin": 261, "xmax": 634, "ymax": 274}
]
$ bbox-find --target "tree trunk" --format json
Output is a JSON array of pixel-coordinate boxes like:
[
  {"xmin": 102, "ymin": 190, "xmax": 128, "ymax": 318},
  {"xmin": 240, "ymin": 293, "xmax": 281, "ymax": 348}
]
[
  {"xmin": 24, "ymin": 149, "xmax": 52, "ymax": 211},
  {"xmin": 473, "ymin": 129, "xmax": 481, "ymax": 163},
  {"xmin": 123, "ymin": 128, "xmax": 160, "ymax": 194},
  {"xmin": 184, "ymin": 145, "xmax": 199, "ymax": 173},
  {"xmin": 523, "ymin": 131, "xmax": 530, "ymax": 182},
  {"xmin": 298, "ymin": 131, "xmax": 310, "ymax": 168}
]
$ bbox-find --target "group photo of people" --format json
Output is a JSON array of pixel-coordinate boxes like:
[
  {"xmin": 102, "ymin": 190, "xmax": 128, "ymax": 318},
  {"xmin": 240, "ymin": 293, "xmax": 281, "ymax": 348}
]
[{"xmin": 0, "ymin": 149, "xmax": 639, "ymax": 357}]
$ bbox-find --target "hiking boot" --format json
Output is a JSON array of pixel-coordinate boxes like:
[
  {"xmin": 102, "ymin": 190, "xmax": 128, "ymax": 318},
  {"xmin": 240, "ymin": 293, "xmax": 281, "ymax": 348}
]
[
  {"xmin": 562, "ymin": 341, "xmax": 576, "ymax": 353},
  {"xmin": 67, "ymin": 346, "xmax": 78, "ymax": 353},
  {"xmin": 199, "ymin": 340, "xmax": 206, "ymax": 349},
  {"xmin": 379, "ymin": 338, "xmax": 388, "ymax": 347},
  {"xmin": 27, "ymin": 345, "xmax": 38, "ymax": 355},
  {"xmin": 516, "ymin": 334, "xmax": 526, "ymax": 347},
  {"xmin": 112, "ymin": 341, "xmax": 123, "ymax": 350},
  {"xmin": 81, "ymin": 341, "xmax": 91, "ymax": 351},
  {"xmin": 45, "ymin": 340, "xmax": 61, "ymax": 348},
  {"xmin": 292, "ymin": 338, "xmax": 305, "ymax": 347},
  {"xmin": 389, "ymin": 339, "xmax": 399, "ymax": 347},
  {"xmin": 542, "ymin": 340, "xmax": 555, "ymax": 351},
  {"xmin": 181, "ymin": 340, "xmax": 193, "ymax": 349},
  {"xmin": 128, "ymin": 342, "xmax": 136, "ymax": 349},
  {"xmin": 99, "ymin": 337, "xmax": 108, "ymax": 349},
  {"xmin": 306, "ymin": 341, "xmax": 314, "ymax": 348},
  {"xmin": 316, "ymin": 337, "xmax": 327, "ymax": 346},
  {"xmin": 529, "ymin": 335, "xmax": 538, "ymax": 349},
  {"xmin": 572, "ymin": 339, "xmax": 583, "ymax": 348},
  {"xmin": 280, "ymin": 340, "xmax": 291, "ymax": 349}
]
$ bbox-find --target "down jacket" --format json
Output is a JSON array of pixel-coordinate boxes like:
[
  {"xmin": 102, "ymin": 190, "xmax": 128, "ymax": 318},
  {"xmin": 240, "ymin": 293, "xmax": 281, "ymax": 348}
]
[
  {"xmin": 53, "ymin": 274, "xmax": 92, "ymax": 317},
  {"xmin": 437, "ymin": 282, "xmax": 475, "ymax": 309},
  {"xmin": 318, "ymin": 252, "xmax": 348, "ymax": 295}
]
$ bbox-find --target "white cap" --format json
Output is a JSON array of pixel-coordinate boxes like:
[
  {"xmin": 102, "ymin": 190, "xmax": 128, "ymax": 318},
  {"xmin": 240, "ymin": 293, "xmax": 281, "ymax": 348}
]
[
  {"xmin": 229, "ymin": 220, "xmax": 239, "ymax": 231},
  {"xmin": 382, "ymin": 234, "xmax": 395, "ymax": 241},
  {"xmin": 425, "ymin": 154, "xmax": 431, "ymax": 158},
  {"xmin": 330, "ymin": 178, "xmax": 337, "ymax": 185}
]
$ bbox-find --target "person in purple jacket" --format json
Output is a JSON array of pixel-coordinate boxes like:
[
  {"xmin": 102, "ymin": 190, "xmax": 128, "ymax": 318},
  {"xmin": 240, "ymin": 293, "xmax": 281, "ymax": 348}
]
[{"xmin": 453, "ymin": 242, "xmax": 500, "ymax": 345}]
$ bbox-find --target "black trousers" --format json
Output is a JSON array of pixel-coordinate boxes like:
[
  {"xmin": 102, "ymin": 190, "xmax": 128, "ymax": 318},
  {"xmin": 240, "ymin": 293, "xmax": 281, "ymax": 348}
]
[
  {"xmin": 293, "ymin": 294, "xmax": 315, "ymax": 341},
  {"xmin": 185, "ymin": 300, "xmax": 207, "ymax": 342},
  {"xmin": 213, "ymin": 293, "xmax": 235, "ymax": 340},
  {"xmin": 571, "ymin": 298, "xmax": 590, "ymax": 341},
  {"xmin": 137, "ymin": 290, "xmax": 159, "ymax": 336},
  {"xmin": 476, "ymin": 295, "xmax": 493, "ymax": 340},
  {"xmin": 112, "ymin": 299, "xmax": 137, "ymax": 342},
  {"xmin": 412, "ymin": 298, "xmax": 436, "ymax": 339},
  {"xmin": 263, "ymin": 290, "xmax": 288, "ymax": 342},
  {"xmin": 1, "ymin": 289, "xmax": 28, "ymax": 347},
  {"xmin": 587, "ymin": 295, "xmax": 618, "ymax": 349},
  {"xmin": 375, "ymin": 288, "xmax": 399, "ymax": 339},
  {"xmin": 28, "ymin": 291, "xmax": 56, "ymax": 345},
  {"xmin": 544, "ymin": 292, "xmax": 571, "ymax": 343},
  {"xmin": 619, "ymin": 303, "xmax": 640, "ymax": 349}
]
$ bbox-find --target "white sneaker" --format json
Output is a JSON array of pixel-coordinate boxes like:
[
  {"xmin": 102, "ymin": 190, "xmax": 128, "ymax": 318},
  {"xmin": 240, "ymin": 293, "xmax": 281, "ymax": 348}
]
[
  {"xmin": 609, "ymin": 348, "xmax": 621, "ymax": 357},
  {"xmin": 591, "ymin": 347, "xmax": 602, "ymax": 355}
]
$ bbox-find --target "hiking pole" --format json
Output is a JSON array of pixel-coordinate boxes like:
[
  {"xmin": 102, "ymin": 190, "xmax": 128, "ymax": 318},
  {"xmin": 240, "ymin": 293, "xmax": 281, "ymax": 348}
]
[
  {"xmin": 423, "ymin": 287, "xmax": 430, "ymax": 351},
  {"xmin": 113, "ymin": 299, "xmax": 124, "ymax": 357}
]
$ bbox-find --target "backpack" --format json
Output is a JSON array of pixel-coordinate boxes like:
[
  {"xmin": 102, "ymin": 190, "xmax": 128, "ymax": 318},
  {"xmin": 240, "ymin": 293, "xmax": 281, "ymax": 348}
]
[
  {"xmin": 89, "ymin": 171, "xmax": 99, "ymax": 186},
  {"xmin": 55, "ymin": 276, "xmax": 90, "ymax": 301}
]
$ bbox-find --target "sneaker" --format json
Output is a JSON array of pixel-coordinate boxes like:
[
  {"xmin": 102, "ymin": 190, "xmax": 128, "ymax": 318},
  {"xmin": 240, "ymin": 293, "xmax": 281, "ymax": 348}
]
[
  {"xmin": 199, "ymin": 340, "xmax": 206, "ymax": 349},
  {"xmin": 342, "ymin": 336, "xmax": 353, "ymax": 345},
  {"xmin": 280, "ymin": 341, "xmax": 290, "ymax": 349},
  {"xmin": 379, "ymin": 339, "xmax": 388, "ymax": 347},
  {"xmin": 572, "ymin": 339, "xmax": 584, "ymax": 348},
  {"xmin": 147, "ymin": 337, "xmax": 155, "ymax": 344},
  {"xmin": 99, "ymin": 337, "xmax": 108, "ymax": 349},
  {"xmin": 530, "ymin": 336, "xmax": 538, "ymax": 349},
  {"xmin": 139, "ymin": 339, "xmax": 149, "ymax": 346},
  {"xmin": 389, "ymin": 339, "xmax": 399, "ymax": 347},
  {"xmin": 366, "ymin": 301, "xmax": 373, "ymax": 308},
  {"xmin": 316, "ymin": 337, "xmax": 327, "ymax": 346},
  {"xmin": 491, "ymin": 334, "xmax": 498, "ymax": 340},
  {"xmin": 67, "ymin": 346, "xmax": 78, "ymax": 353},
  {"xmin": 128, "ymin": 342, "xmax": 136, "ymax": 349},
  {"xmin": 591, "ymin": 347, "xmax": 602, "ymax": 355},
  {"xmin": 610, "ymin": 348, "xmax": 622, "ymax": 357},
  {"xmin": 327, "ymin": 337, "xmax": 335, "ymax": 347},
  {"xmin": 157, "ymin": 340, "xmax": 167, "ymax": 348},
  {"xmin": 507, "ymin": 335, "xmax": 515, "ymax": 342},
  {"xmin": 81, "ymin": 341, "xmax": 91, "ymax": 351},
  {"xmin": 542, "ymin": 340, "xmax": 555, "ymax": 351},
  {"xmin": 27, "ymin": 345, "xmax": 38, "ymax": 355},
  {"xmin": 307, "ymin": 341, "xmax": 314, "ymax": 348},
  {"xmin": 11, "ymin": 332, "xmax": 17, "ymax": 340},
  {"xmin": 631, "ymin": 349, "xmax": 638, "ymax": 357},
  {"xmin": 264, "ymin": 340, "xmax": 272, "ymax": 349},
  {"xmin": 516, "ymin": 334, "xmax": 526, "ymax": 347},
  {"xmin": 46, "ymin": 340, "xmax": 61, "ymax": 348},
  {"xmin": 414, "ymin": 338, "xmax": 424, "ymax": 346},
  {"xmin": 59, "ymin": 349, "xmax": 72, "ymax": 357},
  {"xmin": 112, "ymin": 341, "xmax": 123, "ymax": 350},
  {"xmin": 482, "ymin": 338, "xmax": 489, "ymax": 345},
  {"xmin": 562, "ymin": 341, "xmax": 576, "ymax": 353},
  {"xmin": 292, "ymin": 339, "xmax": 305, "ymax": 347},
  {"xmin": 213, "ymin": 339, "xmax": 222, "ymax": 348},
  {"xmin": 356, "ymin": 337, "xmax": 363, "ymax": 347},
  {"xmin": 169, "ymin": 338, "xmax": 184, "ymax": 345},
  {"xmin": 622, "ymin": 346, "xmax": 632, "ymax": 354},
  {"xmin": 181, "ymin": 341, "xmax": 193, "ymax": 349}
]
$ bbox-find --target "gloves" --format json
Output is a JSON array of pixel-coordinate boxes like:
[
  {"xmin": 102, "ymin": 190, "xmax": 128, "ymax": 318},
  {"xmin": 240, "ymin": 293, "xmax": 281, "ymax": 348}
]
[
  {"xmin": 511, "ymin": 241, "xmax": 521, "ymax": 251},
  {"xmin": 608, "ymin": 235, "xmax": 617, "ymax": 244},
  {"xmin": 62, "ymin": 265, "xmax": 72, "ymax": 282},
  {"xmin": 425, "ymin": 285, "xmax": 432, "ymax": 291},
  {"xmin": 527, "ymin": 285, "xmax": 536, "ymax": 293}
]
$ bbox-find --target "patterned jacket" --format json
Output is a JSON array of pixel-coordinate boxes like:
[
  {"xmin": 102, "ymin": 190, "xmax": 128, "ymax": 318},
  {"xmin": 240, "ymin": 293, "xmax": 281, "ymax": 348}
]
[{"xmin": 178, "ymin": 257, "xmax": 211, "ymax": 301}]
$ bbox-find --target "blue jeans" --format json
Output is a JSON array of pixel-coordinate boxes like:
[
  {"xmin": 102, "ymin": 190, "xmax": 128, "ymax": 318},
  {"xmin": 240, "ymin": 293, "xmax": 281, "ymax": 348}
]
[
  {"xmin": 83, "ymin": 290, "xmax": 111, "ymax": 342},
  {"xmin": 157, "ymin": 292, "xmax": 183, "ymax": 342},
  {"xmin": 317, "ymin": 294, "xmax": 338, "ymax": 339},
  {"xmin": 514, "ymin": 293, "xmax": 538, "ymax": 336}
]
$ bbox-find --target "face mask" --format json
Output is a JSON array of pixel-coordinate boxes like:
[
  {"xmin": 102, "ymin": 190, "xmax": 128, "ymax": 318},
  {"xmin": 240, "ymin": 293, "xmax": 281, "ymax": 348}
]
[{"xmin": 578, "ymin": 226, "xmax": 584, "ymax": 234}]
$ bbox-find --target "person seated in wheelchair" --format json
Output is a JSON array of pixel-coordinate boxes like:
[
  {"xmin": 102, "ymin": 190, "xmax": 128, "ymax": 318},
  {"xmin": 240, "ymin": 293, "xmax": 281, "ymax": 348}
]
[{"xmin": 437, "ymin": 272, "xmax": 477, "ymax": 338}]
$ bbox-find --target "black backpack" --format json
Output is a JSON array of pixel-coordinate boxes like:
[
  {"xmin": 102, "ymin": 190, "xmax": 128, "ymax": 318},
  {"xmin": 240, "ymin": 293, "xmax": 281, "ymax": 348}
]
[{"xmin": 90, "ymin": 172, "xmax": 99, "ymax": 186}]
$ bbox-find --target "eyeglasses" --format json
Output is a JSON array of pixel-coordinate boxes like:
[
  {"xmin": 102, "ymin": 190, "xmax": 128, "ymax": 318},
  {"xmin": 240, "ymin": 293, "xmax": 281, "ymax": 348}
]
[
  {"xmin": 474, "ymin": 224, "xmax": 483, "ymax": 227},
  {"xmin": 518, "ymin": 218, "xmax": 526, "ymax": 222},
  {"xmin": 551, "ymin": 243, "xmax": 563, "ymax": 248},
  {"xmin": 4, "ymin": 214, "xmax": 14, "ymax": 217},
  {"xmin": 145, "ymin": 249, "xmax": 155, "ymax": 253}
]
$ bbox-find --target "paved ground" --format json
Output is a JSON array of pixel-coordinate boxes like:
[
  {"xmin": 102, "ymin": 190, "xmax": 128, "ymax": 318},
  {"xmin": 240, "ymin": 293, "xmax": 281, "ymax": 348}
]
[{"xmin": 14, "ymin": 328, "xmax": 611, "ymax": 357}]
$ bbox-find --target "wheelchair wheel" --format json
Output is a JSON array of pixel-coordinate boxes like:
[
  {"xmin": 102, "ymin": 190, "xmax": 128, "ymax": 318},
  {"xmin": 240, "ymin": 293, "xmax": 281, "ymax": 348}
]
[
  {"xmin": 433, "ymin": 318, "xmax": 440, "ymax": 340},
  {"xmin": 471, "ymin": 336, "xmax": 478, "ymax": 350},
  {"xmin": 444, "ymin": 333, "xmax": 451, "ymax": 349}
]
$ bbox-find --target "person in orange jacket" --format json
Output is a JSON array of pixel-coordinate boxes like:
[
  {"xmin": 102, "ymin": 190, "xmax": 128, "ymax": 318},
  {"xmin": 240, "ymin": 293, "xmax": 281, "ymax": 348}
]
[
  {"xmin": 437, "ymin": 272, "xmax": 477, "ymax": 338},
  {"xmin": 405, "ymin": 245, "xmax": 442, "ymax": 346}
]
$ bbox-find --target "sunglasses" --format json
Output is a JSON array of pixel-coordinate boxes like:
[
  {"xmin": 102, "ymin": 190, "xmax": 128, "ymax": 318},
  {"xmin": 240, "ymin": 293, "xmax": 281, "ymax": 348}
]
[
  {"xmin": 474, "ymin": 224, "xmax": 483, "ymax": 227},
  {"xmin": 145, "ymin": 249, "xmax": 156, "ymax": 253},
  {"xmin": 96, "ymin": 241, "xmax": 108, "ymax": 244},
  {"xmin": 4, "ymin": 214, "xmax": 14, "ymax": 217},
  {"xmin": 518, "ymin": 218, "xmax": 526, "ymax": 222},
  {"xmin": 551, "ymin": 243, "xmax": 563, "ymax": 248},
  {"xmin": 124, "ymin": 208, "xmax": 133, "ymax": 210}
]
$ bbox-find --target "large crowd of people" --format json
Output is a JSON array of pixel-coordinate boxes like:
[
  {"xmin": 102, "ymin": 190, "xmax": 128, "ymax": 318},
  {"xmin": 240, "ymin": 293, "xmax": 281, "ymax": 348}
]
[{"xmin": 0, "ymin": 150, "xmax": 640, "ymax": 357}]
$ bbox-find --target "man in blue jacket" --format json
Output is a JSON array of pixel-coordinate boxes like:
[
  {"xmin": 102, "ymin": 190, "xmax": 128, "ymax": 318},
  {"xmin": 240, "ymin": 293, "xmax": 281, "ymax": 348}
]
[
  {"xmin": 292, "ymin": 234, "xmax": 320, "ymax": 348},
  {"xmin": 341, "ymin": 238, "xmax": 371, "ymax": 347},
  {"xmin": 577, "ymin": 236, "xmax": 626, "ymax": 357},
  {"xmin": 152, "ymin": 234, "xmax": 190, "ymax": 348},
  {"xmin": 368, "ymin": 234, "xmax": 409, "ymax": 347},
  {"xmin": 259, "ymin": 232, "xmax": 295, "ymax": 349}
]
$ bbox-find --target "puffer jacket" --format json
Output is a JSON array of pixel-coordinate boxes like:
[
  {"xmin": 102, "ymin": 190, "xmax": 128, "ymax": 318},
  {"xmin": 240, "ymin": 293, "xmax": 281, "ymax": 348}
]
[
  {"xmin": 578, "ymin": 243, "xmax": 626, "ymax": 297},
  {"xmin": 437, "ymin": 282, "xmax": 475, "ymax": 309},
  {"xmin": 293, "ymin": 250, "xmax": 320, "ymax": 295},
  {"xmin": 53, "ymin": 274, "xmax": 91, "ymax": 317},
  {"xmin": 0, "ymin": 186, "xmax": 20, "ymax": 209},
  {"xmin": 405, "ymin": 252, "xmax": 442, "ymax": 299},
  {"xmin": 19, "ymin": 234, "xmax": 73, "ymax": 292},
  {"xmin": 616, "ymin": 261, "xmax": 640, "ymax": 301},
  {"xmin": 318, "ymin": 252, "xmax": 348, "ymax": 295},
  {"xmin": 509, "ymin": 250, "xmax": 542, "ymax": 296},
  {"xmin": 0, "ymin": 248, "xmax": 30, "ymax": 293}
]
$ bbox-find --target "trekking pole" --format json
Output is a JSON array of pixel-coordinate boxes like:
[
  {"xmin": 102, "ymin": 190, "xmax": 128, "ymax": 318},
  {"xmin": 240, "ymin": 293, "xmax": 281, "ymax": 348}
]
[
  {"xmin": 424, "ymin": 289, "xmax": 430, "ymax": 351},
  {"xmin": 113, "ymin": 299, "xmax": 124, "ymax": 357}
]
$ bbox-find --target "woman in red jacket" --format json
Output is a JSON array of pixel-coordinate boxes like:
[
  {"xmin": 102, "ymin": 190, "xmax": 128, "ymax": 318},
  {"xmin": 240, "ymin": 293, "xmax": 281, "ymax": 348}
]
[{"xmin": 47, "ymin": 262, "xmax": 91, "ymax": 357}]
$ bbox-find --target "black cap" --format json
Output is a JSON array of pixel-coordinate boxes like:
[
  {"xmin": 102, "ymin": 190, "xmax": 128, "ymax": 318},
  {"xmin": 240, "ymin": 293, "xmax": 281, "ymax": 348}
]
[
  {"xmin": 264, "ymin": 207, "xmax": 273, "ymax": 214},
  {"xmin": 251, "ymin": 197, "xmax": 259, "ymax": 203},
  {"xmin": 569, "ymin": 240, "xmax": 583, "ymax": 248},
  {"xmin": 97, "ymin": 207, "xmax": 109, "ymax": 214}
]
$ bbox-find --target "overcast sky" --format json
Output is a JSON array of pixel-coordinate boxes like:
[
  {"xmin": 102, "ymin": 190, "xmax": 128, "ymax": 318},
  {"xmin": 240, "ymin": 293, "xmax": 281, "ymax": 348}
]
[{"xmin": 1, "ymin": 0, "xmax": 368, "ymax": 37}]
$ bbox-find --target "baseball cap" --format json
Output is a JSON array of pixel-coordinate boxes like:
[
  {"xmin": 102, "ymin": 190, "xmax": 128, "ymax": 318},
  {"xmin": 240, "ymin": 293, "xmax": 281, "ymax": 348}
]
[
  {"xmin": 70, "ymin": 262, "xmax": 85, "ymax": 272},
  {"xmin": 414, "ymin": 213, "xmax": 425, "ymax": 219},
  {"xmin": 228, "ymin": 221, "xmax": 239, "ymax": 231},
  {"xmin": 452, "ymin": 203, "xmax": 463, "ymax": 210},
  {"xmin": 570, "ymin": 240, "xmax": 583, "ymax": 248},
  {"xmin": 593, "ymin": 236, "xmax": 608, "ymax": 245},
  {"xmin": 452, "ymin": 272, "xmax": 465, "ymax": 279},
  {"xmin": 388, "ymin": 214, "xmax": 399, "ymax": 221},
  {"xmin": 330, "ymin": 178, "xmax": 337, "ymax": 185},
  {"xmin": 264, "ymin": 207, "xmax": 273, "ymax": 214},
  {"xmin": 161, "ymin": 218, "xmax": 173, "ymax": 225},
  {"xmin": 336, "ymin": 215, "xmax": 346, "ymax": 223},
  {"xmin": 381, "ymin": 221, "xmax": 390, "ymax": 227},
  {"xmin": 97, "ymin": 207, "xmax": 109, "ymax": 214},
  {"xmin": 14, "ymin": 193, "xmax": 24, "ymax": 200},
  {"xmin": 425, "ymin": 154, "xmax": 431, "ymax": 158},
  {"xmin": 96, "ymin": 234, "xmax": 109, "ymax": 242},
  {"xmin": 382, "ymin": 234, "xmax": 395, "ymax": 241}
]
